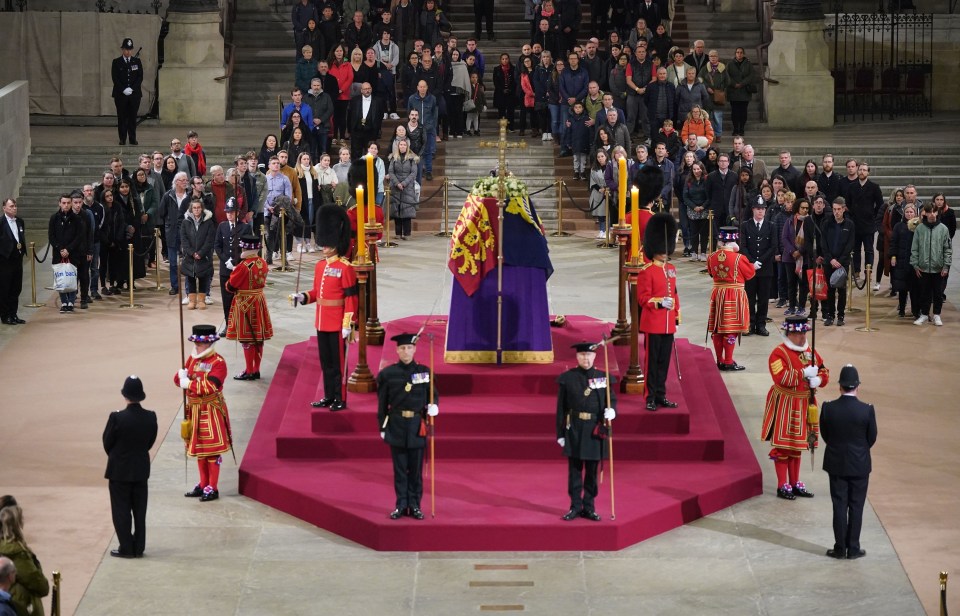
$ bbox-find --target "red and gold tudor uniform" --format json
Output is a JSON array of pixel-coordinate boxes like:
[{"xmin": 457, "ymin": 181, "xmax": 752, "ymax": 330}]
[
  {"xmin": 706, "ymin": 227, "xmax": 755, "ymax": 371},
  {"xmin": 175, "ymin": 324, "xmax": 232, "ymax": 502},
  {"xmin": 225, "ymin": 234, "xmax": 273, "ymax": 380},
  {"xmin": 636, "ymin": 212, "xmax": 681, "ymax": 411},
  {"xmin": 760, "ymin": 316, "xmax": 830, "ymax": 500}
]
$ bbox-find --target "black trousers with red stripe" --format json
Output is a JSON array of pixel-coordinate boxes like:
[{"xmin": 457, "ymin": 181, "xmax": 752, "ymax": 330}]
[
  {"xmin": 644, "ymin": 332, "xmax": 674, "ymax": 402},
  {"xmin": 317, "ymin": 330, "xmax": 345, "ymax": 401}
]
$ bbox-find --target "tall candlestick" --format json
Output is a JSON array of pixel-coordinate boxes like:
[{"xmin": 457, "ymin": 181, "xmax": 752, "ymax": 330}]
[
  {"xmin": 355, "ymin": 185, "xmax": 366, "ymax": 260},
  {"xmin": 618, "ymin": 157, "xmax": 627, "ymax": 225},
  {"xmin": 630, "ymin": 186, "xmax": 640, "ymax": 259},
  {"xmin": 365, "ymin": 154, "xmax": 375, "ymax": 224}
]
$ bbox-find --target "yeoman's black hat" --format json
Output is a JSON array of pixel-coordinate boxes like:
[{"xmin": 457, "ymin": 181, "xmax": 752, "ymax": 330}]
[{"xmin": 390, "ymin": 333, "xmax": 419, "ymax": 346}]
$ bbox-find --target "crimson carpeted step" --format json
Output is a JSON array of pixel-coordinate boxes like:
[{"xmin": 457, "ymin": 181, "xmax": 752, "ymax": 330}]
[{"xmin": 310, "ymin": 393, "xmax": 691, "ymax": 435}]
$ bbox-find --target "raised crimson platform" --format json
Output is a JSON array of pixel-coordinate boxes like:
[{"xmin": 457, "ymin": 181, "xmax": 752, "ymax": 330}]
[{"xmin": 238, "ymin": 315, "xmax": 762, "ymax": 551}]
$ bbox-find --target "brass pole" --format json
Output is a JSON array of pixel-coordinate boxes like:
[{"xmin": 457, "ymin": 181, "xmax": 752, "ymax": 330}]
[
  {"xmin": 347, "ymin": 266, "xmax": 376, "ymax": 392},
  {"xmin": 119, "ymin": 243, "xmax": 143, "ymax": 309},
  {"xmin": 382, "ymin": 184, "xmax": 397, "ymax": 248},
  {"xmin": 435, "ymin": 177, "xmax": 451, "ymax": 237},
  {"xmin": 856, "ymin": 264, "xmax": 878, "ymax": 332},
  {"xmin": 620, "ymin": 271, "xmax": 645, "ymax": 394},
  {"xmin": 940, "ymin": 571, "xmax": 948, "ymax": 616},
  {"xmin": 51, "ymin": 571, "xmax": 61, "ymax": 616},
  {"xmin": 148, "ymin": 228, "xmax": 166, "ymax": 291},
  {"xmin": 847, "ymin": 251, "xmax": 861, "ymax": 312},
  {"xmin": 551, "ymin": 178, "xmax": 571, "ymax": 237},
  {"xmin": 26, "ymin": 242, "xmax": 45, "ymax": 307}
]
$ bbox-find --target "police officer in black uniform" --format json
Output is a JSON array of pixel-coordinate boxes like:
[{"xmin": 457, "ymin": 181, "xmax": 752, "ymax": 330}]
[
  {"xmin": 556, "ymin": 342, "xmax": 617, "ymax": 521},
  {"xmin": 111, "ymin": 37, "xmax": 144, "ymax": 146},
  {"xmin": 377, "ymin": 333, "xmax": 439, "ymax": 520},
  {"xmin": 214, "ymin": 198, "xmax": 250, "ymax": 330}
]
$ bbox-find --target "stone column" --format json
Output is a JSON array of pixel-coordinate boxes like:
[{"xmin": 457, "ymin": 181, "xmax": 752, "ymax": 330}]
[
  {"xmin": 765, "ymin": 0, "xmax": 833, "ymax": 128},
  {"xmin": 158, "ymin": 0, "xmax": 226, "ymax": 125}
]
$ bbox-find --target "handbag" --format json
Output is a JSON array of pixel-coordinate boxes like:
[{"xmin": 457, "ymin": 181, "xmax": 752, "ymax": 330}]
[
  {"xmin": 829, "ymin": 265, "xmax": 847, "ymax": 289},
  {"xmin": 712, "ymin": 89, "xmax": 727, "ymax": 105},
  {"xmin": 53, "ymin": 260, "xmax": 78, "ymax": 293},
  {"xmin": 463, "ymin": 98, "xmax": 476, "ymax": 112},
  {"xmin": 807, "ymin": 265, "xmax": 828, "ymax": 301}
]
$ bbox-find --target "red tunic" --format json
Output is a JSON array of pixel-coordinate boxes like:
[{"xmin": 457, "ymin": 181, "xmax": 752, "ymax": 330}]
[
  {"xmin": 174, "ymin": 350, "xmax": 232, "ymax": 458},
  {"xmin": 302, "ymin": 256, "xmax": 359, "ymax": 332},
  {"xmin": 760, "ymin": 342, "xmax": 830, "ymax": 456},
  {"xmin": 706, "ymin": 248, "xmax": 755, "ymax": 334},
  {"xmin": 225, "ymin": 256, "xmax": 274, "ymax": 343},
  {"xmin": 346, "ymin": 204, "xmax": 385, "ymax": 261},
  {"xmin": 636, "ymin": 259, "xmax": 680, "ymax": 334}
]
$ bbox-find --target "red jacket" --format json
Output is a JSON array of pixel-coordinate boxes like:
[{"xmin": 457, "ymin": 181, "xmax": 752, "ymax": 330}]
[
  {"xmin": 302, "ymin": 256, "xmax": 358, "ymax": 331},
  {"xmin": 637, "ymin": 259, "xmax": 680, "ymax": 334}
]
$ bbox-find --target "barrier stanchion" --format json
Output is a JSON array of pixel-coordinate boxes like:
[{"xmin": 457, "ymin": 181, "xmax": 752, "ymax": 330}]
[
  {"xmin": 382, "ymin": 184, "xmax": 399, "ymax": 248},
  {"xmin": 847, "ymin": 251, "xmax": 862, "ymax": 313},
  {"xmin": 855, "ymin": 264, "xmax": 878, "ymax": 332},
  {"xmin": 551, "ymin": 178, "xmax": 571, "ymax": 237},
  {"xmin": 119, "ymin": 244, "xmax": 143, "ymax": 309},
  {"xmin": 26, "ymin": 242, "xmax": 46, "ymax": 307},
  {"xmin": 145, "ymin": 228, "xmax": 167, "ymax": 291},
  {"xmin": 700, "ymin": 209, "xmax": 714, "ymax": 275},
  {"xmin": 435, "ymin": 177, "xmax": 452, "ymax": 237}
]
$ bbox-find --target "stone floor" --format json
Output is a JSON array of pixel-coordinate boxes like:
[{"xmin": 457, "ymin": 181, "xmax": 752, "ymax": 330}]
[{"xmin": 3, "ymin": 119, "xmax": 959, "ymax": 615}]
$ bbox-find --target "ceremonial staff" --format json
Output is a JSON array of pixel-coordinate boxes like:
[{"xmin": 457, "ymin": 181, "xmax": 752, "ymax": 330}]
[
  {"xmin": 428, "ymin": 333, "xmax": 436, "ymax": 518},
  {"xmin": 177, "ymin": 271, "xmax": 187, "ymax": 481},
  {"xmin": 600, "ymin": 335, "xmax": 616, "ymax": 520},
  {"xmin": 807, "ymin": 309, "xmax": 819, "ymax": 471}
]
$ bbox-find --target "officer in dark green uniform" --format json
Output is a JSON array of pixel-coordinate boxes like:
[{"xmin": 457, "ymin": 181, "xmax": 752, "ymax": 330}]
[
  {"xmin": 556, "ymin": 342, "xmax": 617, "ymax": 521},
  {"xmin": 377, "ymin": 333, "xmax": 439, "ymax": 520}
]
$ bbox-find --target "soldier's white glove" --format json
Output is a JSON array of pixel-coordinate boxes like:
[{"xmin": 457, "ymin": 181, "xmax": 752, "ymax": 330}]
[
  {"xmin": 225, "ymin": 258, "xmax": 235, "ymax": 270},
  {"xmin": 427, "ymin": 404, "xmax": 439, "ymax": 417},
  {"xmin": 808, "ymin": 376, "xmax": 822, "ymax": 389},
  {"xmin": 380, "ymin": 431, "xmax": 386, "ymax": 440},
  {"xmin": 557, "ymin": 437, "xmax": 565, "ymax": 447},
  {"xmin": 288, "ymin": 292, "xmax": 305, "ymax": 306},
  {"xmin": 661, "ymin": 296, "xmax": 674, "ymax": 310},
  {"xmin": 178, "ymin": 368, "xmax": 189, "ymax": 382},
  {"xmin": 123, "ymin": 87, "xmax": 133, "ymax": 96},
  {"xmin": 604, "ymin": 407, "xmax": 616, "ymax": 421},
  {"xmin": 342, "ymin": 327, "xmax": 351, "ymax": 339},
  {"xmin": 802, "ymin": 365, "xmax": 819, "ymax": 379},
  {"xmin": 753, "ymin": 261, "xmax": 762, "ymax": 270}
]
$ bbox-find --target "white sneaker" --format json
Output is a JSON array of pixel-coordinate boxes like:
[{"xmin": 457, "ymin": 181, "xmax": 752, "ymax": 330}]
[
  {"xmin": 205, "ymin": 296, "xmax": 213, "ymax": 305},
  {"xmin": 286, "ymin": 252, "xmax": 294, "ymax": 261},
  {"xmin": 182, "ymin": 296, "xmax": 190, "ymax": 305},
  {"xmin": 541, "ymin": 133, "xmax": 548, "ymax": 141},
  {"xmin": 545, "ymin": 133, "xmax": 553, "ymax": 141},
  {"xmin": 914, "ymin": 315, "xmax": 928, "ymax": 325},
  {"xmin": 272, "ymin": 251, "xmax": 280, "ymax": 260},
  {"xmin": 699, "ymin": 253, "xmax": 706, "ymax": 261},
  {"xmin": 382, "ymin": 113, "xmax": 388, "ymax": 120},
  {"xmin": 389, "ymin": 113, "xmax": 399, "ymax": 120},
  {"xmin": 871, "ymin": 282, "xmax": 880, "ymax": 292},
  {"xmin": 933, "ymin": 314, "xmax": 943, "ymax": 326},
  {"xmin": 596, "ymin": 230, "xmax": 606, "ymax": 239}
]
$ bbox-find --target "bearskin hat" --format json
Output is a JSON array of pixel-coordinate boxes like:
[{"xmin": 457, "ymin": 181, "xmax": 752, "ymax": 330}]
[
  {"xmin": 643, "ymin": 211, "xmax": 678, "ymax": 260},
  {"xmin": 315, "ymin": 204, "xmax": 351, "ymax": 257},
  {"xmin": 635, "ymin": 165, "xmax": 664, "ymax": 209},
  {"xmin": 347, "ymin": 156, "xmax": 380, "ymax": 199}
]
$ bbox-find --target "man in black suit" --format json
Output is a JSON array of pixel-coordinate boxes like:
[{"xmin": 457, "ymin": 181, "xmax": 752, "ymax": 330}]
[
  {"xmin": 111, "ymin": 38, "xmax": 144, "ymax": 146},
  {"xmin": 820, "ymin": 197, "xmax": 856, "ymax": 326},
  {"xmin": 214, "ymin": 198, "xmax": 250, "ymax": 332},
  {"xmin": 740, "ymin": 200, "xmax": 778, "ymax": 335},
  {"xmin": 820, "ymin": 364, "xmax": 878, "ymax": 560},
  {"xmin": 348, "ymin": 82, "xmax": 385, "ymax": 160},
  {"xmin": 102, "ymin": 376, "xmax": 158, "ymax": 558},
  {"xmin": 0, "ymin": 198, "xmax": 26, "ymax": 325}
]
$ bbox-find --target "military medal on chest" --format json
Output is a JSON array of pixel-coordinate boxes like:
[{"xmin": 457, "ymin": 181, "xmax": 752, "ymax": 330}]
[
  {"xmin": 583, "ymin": 387, "xmax": 591, "ymax": 397},
  {"xmin": 404, "ymin": 383, "xmax": 412, "ymax": 392}
]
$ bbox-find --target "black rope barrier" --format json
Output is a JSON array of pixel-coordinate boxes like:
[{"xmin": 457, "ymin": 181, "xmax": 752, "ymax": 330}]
[
  {"xmin": 562, "ymin": 181, "xmax": 594, "ymax": 214},
  {"xmin": 33, "ymin": 244, "xmax": 51, "ymax": 264}
]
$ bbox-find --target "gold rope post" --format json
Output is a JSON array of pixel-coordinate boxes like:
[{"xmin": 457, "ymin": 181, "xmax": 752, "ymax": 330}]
[
  {"xmin": 51, "ymin": 571, "xmax": 60, "ymax": 616},
  {"xmin": 435, "ymin": 177, "xmax": 452, "ymax": 237},
  {"xmin": 551, "ymin": 177, "xmax": 570, "ymax": 237},
  {"xmin": 382, "ymin": 184, "xmax": 398, "ymax": 247},
  {"xmin": 847, "ymin": 251, "xmax": 862, "ymax": 313},
  {"xmin": 700, "ymin": 209, "xmax": 714, "ymax": 275},
  {"xmin": 940, "ymin": 571, "xmax": 948, "ymax": 616},
  {"xmin": 855, "ymin": 263, "xmax": 878, "ymax": 332},
  {"xmin": 119, "ymin": 243, "xmax": 143, "ymax": 309},
  {"xmin": 26, "ymin": 242, "xmax": 45, "ymax": 307}
]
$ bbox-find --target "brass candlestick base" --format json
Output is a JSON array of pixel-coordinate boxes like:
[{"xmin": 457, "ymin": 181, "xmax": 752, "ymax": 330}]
[
  {"xmin": 348, "ymin": 263, "xmax": 377, "ymax": 393},
  {"xmin": 611, "ymin": 226, "xmax": 632, "ymax": 344},
  {"xmin": 620, "ymin": 264, "xmax": 645, "ymax": 394}
]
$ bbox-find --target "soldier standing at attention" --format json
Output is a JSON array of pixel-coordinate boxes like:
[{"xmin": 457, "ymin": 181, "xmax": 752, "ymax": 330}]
[
  {"xmin": 111, "ymin": 38, "xmax": 143, "ymax": 146},
  {"xmin": 556, "ymin": 342, "xmax": 617, "ymax": 521},
  {"xmin": 290, "ymin": 205, "xmax": 357, "ymax": 411},
  {"xmin": 377, "ymin": 333, "xmax": 439, "ymax": 520}
]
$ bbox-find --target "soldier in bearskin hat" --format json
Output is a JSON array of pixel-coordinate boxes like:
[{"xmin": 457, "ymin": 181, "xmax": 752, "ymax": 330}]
[
  {"xmin": 290, "ymin": 205, "xmax": 358, "ymax": 412},
  {"xmin": 637, "ymin": 212, "xmax": 681, "ymax": 411},
  {"xmin": 225, "ymin": 233, "xmax": 273, "ymax": 380},
  {"xmin": 706, "ymin": 226, "xmax": 755, "ymax": 371},
  {"xmin": 556, "ymin": 342, "xmax": 617, "ymax": 521},
  {"xmin": 760, "ymin": 315, "xmax": 830, "ymax": 500},
  {"xmin": 175, "ymin": 324, "xmax": 233, "ymax": 502}
]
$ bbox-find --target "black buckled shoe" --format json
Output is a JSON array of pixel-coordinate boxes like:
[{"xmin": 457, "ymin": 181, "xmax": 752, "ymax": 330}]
[
  {"xmin": 823, "ymin": 317, "xmax": 834, "ymax": 326},
  {"xmin": 755, "ymin": 326, "xmax": 770, "ymax": 336},
  {"xmin": 234, "ymin": 371, "xmax": 255, "ymax": 381},
  {"xmin": 389, "ymin": 508, "xmax": 404, "ymax": 520},
  {"xmin": 792, "ymin": 482, "xmax": 814, "ymax": 498},
  {"xmin": 826, "ymin": 548, "xmax": 846, "ymax": 559},
  {"xmin": 726, "ymin": 362, "xmax": 746, "ymax": 371},
  {"xmin": 645, "ymin": 400, "xmax": 658, "ymax": 411},
  {"xmin": 776, "ymin": 484, "xmax": 796, "ymax": 500},
  {"xmin": 836, "ymin": 317, "xmax": 845, "ymax": 327},
  {"xmin": 410, "ymin": 508, "xmax": 425, "ymax": 520},
  {"xmin": 330, "ymin": 399, "xmax": 347, "ymax": 412},
  {"xmin": 847, "ymin": 549, "xmax": 866, "ymax": 560},
  {"xmin": 184, "ymin": 485, "xmax": 204, "ymax": 498},
  {"xmin": 200, "ymin": 489, "xmax": 219, "ymax": 502},
  {"xmin": 562, "ymin": 508, "xmax": 581, "ymax": 521},
  {"xmin": 110, "ymin": 549, "xmax": 136, "ymax": 559},
  {"xmin": 581, "ymin": 510, "xmax": 602, "ymax": 521},
  {"xmin": 656, "ymin": 397, "xmax": 678, "ymax": 408},
  {"xmin": 311, "ymin": 398, "xmax": 333, "ymax": 408}
]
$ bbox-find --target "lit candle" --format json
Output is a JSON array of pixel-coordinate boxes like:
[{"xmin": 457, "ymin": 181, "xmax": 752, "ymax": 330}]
[
  {"xmin": 630, "ymin": 186, "xmax": 640, "ymax": 259},
  {"xmin": 355, "ymin": 185, "xmax": 366, "ymax": 259},
  {"xmin": 618, "ymin": 157, "xmax": 627, "ymax": 225},
  {"xmin": 365, "ymin": 154, "xmax": 375, "ymax": 224}
]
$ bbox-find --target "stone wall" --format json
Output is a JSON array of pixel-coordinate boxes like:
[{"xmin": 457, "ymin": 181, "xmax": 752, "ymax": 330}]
[{"xmin": 0, "ymin": 81, "xmax": 31, "ymax": 203}]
